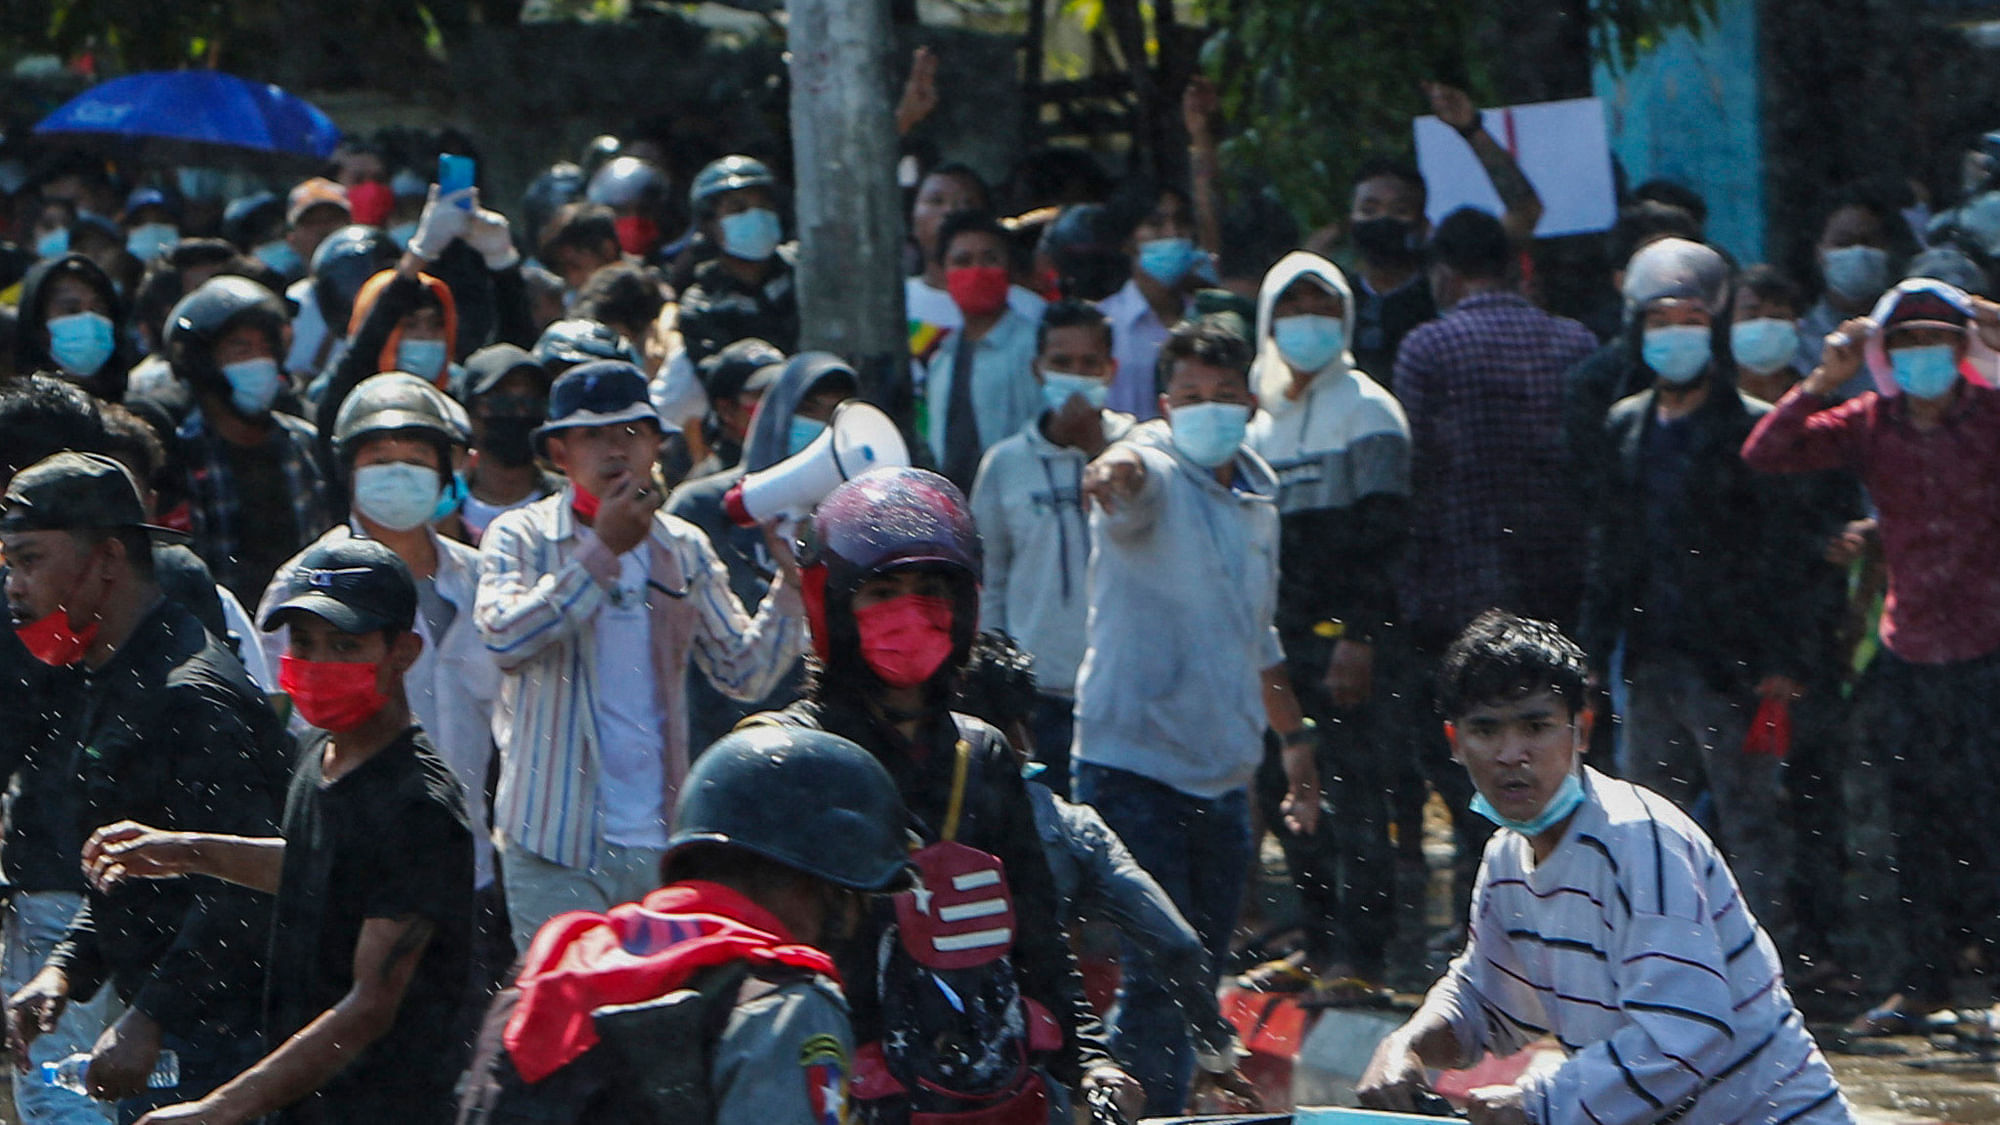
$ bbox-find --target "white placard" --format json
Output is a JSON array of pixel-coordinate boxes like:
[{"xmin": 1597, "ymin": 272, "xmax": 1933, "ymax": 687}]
[{"xmin": 1414, "ymin": 96, "xmax": 1618, "ymax": 239}]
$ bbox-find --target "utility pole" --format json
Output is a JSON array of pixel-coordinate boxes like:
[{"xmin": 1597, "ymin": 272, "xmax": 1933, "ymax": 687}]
[{"xmin": 787, "ymin": 0, "xmax": 911, "ymax": 428}]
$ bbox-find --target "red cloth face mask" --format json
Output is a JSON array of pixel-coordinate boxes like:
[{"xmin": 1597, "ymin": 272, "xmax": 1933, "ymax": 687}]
[
  {"xmin": 946, "ymin": 266, "xmax": 1010, "ymax": 319},
  {"xmin": 614, "ymin": 215, "xmax": 661, "ymax": 256},
  {"xmin": 571, "ymin": 484, "xmax": 602, "ymax": 522},
  {"xmin": 280, "ymin": 654, "xmax": 388, "ymax": 732},
  {"xmin": 347, "ymin": 180, "xmax": 394, "ymax": 228},
  {"xmin": 854, "ymin": 593, "xmax": 955, "ymax": 688},
  {"xmin": 14, "ymin": 607, "xmax": 99, "ymax": 667}
]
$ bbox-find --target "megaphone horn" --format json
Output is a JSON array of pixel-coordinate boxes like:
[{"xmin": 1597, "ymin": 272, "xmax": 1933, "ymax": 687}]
[{"xmin": 723, "ymin": 401, "xmax": 911, "ymax": 526}]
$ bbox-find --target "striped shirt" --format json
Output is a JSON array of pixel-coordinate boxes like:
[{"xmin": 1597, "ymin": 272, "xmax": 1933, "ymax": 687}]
[
  {"xmin": 1428, "ymin": 769, "xmax": 1850, "ymax": 1125},
  {"xmin": 475, "ymin": 490, "xmax": 807, "ymax": 869}
]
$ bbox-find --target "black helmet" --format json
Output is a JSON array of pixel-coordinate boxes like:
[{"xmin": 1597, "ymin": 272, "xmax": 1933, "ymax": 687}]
[
  {"xmin": 587, "ymin": 156, "xmax": 670, "ymax": 211},
  {"xmin": 332, "ymin": 372, "xmax": 467, "ymax": 463},
  {"xmin": 520, "ymin": 162, "xmax": 586, "ymax": 251},
  {"xmin": 1040, "ymin": 202, "xmax": 1129, "ymax": 301},
  {"xmin": 664, "ymin": 725, "xmax": 912, "ymax": 892},
  {"xmin": 800, "ymin": 466, "xmax": 981, "ymax": 665},
  {"xmin": 690, "ymin": 154, "xmax": 777, "ymax": 217},
  {"xmin": 220, "ymin": 191, "xmax": 283, "ymax": 251},
  {"xmin": 533, "ymin": 317, "xmax": 641, "ymax": 371},
  {"xmin": 164, "ymin": 276, "xmax": 287, "ymax": 389},
  {"xmin": 310, "ymin": 224, "xmax": 399, "ymax": 335}
]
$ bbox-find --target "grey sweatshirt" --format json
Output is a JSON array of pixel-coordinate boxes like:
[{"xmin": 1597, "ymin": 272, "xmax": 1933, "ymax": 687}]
[
  {"xmin": 969, "ymin": 409, "xmax": 1136, "ymax": 698},
  {"xmin": 1072, "ymin": 421, "xmax": 1285, "ymax": 798}
]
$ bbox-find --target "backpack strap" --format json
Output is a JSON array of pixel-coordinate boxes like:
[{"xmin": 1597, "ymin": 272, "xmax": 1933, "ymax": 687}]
[{"xmin": 940, "ymin": 737, "xmax": 972, "ymax": 843}]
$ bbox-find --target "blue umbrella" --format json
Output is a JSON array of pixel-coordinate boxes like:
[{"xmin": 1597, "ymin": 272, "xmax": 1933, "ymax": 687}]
[{"xmin": 34, "ymin": 70, "xmax": 341, "ymax": 169}]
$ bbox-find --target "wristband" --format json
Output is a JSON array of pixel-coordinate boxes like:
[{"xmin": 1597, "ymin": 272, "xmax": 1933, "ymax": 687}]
[{"xmin": 1281, "ymin": 718, "xmax": 1319, "ymax": 749}]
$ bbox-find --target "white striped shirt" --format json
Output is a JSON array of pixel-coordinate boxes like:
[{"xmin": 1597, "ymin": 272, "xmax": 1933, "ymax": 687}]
[
  {"xmin": 475, "ymin": 490, "xmax": 806, "ymax": 869},
  {"xmin": 1428, "ymin": 769, "xmax": 1850, "ymax": 1125}
]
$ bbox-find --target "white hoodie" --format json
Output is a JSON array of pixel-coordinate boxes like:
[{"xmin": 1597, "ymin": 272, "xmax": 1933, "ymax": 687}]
[{"xmin": 1247, "ymin": 252, "xmax": 1411, "ymax": 520}]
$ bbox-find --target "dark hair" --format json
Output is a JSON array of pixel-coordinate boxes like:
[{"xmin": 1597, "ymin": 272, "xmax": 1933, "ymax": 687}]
[
  {"xmin": 571, "ymin": 262, "xmax": 666, "ymax": 334},
  {"xmin": 538, "ymin": 202, "xmax": 621, "ymax": 263},
  {"xmin": 1218, "ymin": 189, "xmax": 1302, "ymax": 284},
  {"xmin": 1821, "ymin": 183, "xmax": 1917, "ymax": 257},
  {"xmin": 1428, "ymin": 207, "xmax": 1512, "ymax": 281},
  {"xmin": 1436, "ymin": 610, "xmax": 1589, "ymax": 720},
  {"xmin": 1352, "ymin": 157, "xmax": 1428, "ymax": 210},
  {"xmin": 77, "ymin": 526, "xmax": 156, "ymax": 581},
  {"xmin": 1108, "ymin": 177, "xmax": 1192, "ymax": 243},
  {"xmin": 936, "ymin": 209, "xmax": 1011, "ymax": 267},
  {"xmin": 1630, "ymin": 178, "xmax": 1708, "ymax": 228},
  {"xmin": 99, "ymin": 403, "xmax": 167, "ymax": 485},
  {"xmin": 661, "ymin": 840, "xmax": 816, "ymax": 896},
  {"xmin": 922, "ymin": 162, "xmax": 992, "ymax": 211},
  {"xmin": 0, "ymin": 375, "xmax": 107, "ymax": 484},
  {"xmin": 1610, "ymin": 201, "xmax": 1702, "ymax": 270},
  {"xmin": 1035, "ymin": 299, "xmax": 1113, "ymax": 356},
  {"xmin": 954, "ymin": 631, "xmax": 1041, "ymax": 735},
  {"xmin": 1154, "ymin": 314, "xmax": 1254, "ymax": 394},
  {"xmin": 1735, "ymin": 264, "xmax": 1804, "ymax": 316}
]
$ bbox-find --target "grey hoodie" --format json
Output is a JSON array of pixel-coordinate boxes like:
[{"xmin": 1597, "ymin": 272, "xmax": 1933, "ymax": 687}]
[
  {"xmin": 969, "ymin": 407, "xmax": 1137, "ymax": 698},
  {"xmin": 1072, "ymin": 421, "xmax": 1284, "ymax": 798}
]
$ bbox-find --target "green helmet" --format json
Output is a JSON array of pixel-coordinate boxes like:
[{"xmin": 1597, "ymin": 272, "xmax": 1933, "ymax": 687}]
[
  {"xmin": 689, "ymin": 154, "xmax": 777, "ymax": 216},
  {"xmin": 332, "ymin": 371, "xmax": 466, "ymax": 461},
  {"xmin": 665, "ymin": 725, "xmax": 911, "ymax": 892}
]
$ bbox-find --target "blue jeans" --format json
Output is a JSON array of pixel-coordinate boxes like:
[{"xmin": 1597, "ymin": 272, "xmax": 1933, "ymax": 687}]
[
  {"xmin": 1028, "ymin": 694, "xmax": 1075, "ymax": 799},
  {"xmin": 3, "ymin": 892, "xmax": 114, "ymax": 1124},
  {"xmin": 1073, "ymin": 763, "xmax": 1250, "ymax": 1117}
]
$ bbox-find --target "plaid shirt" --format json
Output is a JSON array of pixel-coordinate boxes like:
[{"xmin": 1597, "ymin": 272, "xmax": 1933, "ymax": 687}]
[
  {"xmin": 178, "ymin": 408, "xmax": 335, "ymax": 603},
  {"xmin": 1392, "ymin": 292, "xmax": 1599, "ymax": 643}
]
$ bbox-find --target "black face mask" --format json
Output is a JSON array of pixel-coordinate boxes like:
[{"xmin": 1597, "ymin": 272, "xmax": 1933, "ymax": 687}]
[
  {"xmin": 480, "ymin": 417, "xmax": 538, "ymax": 468},
  {"xmin": 1351, "ymin": 216, "xmax": 1420, "ymax": 264}
]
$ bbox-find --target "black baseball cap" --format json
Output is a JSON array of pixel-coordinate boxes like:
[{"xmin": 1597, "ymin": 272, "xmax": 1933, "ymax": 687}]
[
  {"xmin": 260, "ymin": 538, "xmax": 417, "ymax": 635},
  {"xmin": 462, "ymin": 343, "xmax": 552, "ymax": 401},
  {"xmin": 533, "ymin": 360, "xmax": 662, "ymax": 455},
  {"xmin": 700, "ymin": 338, "xmax": 787, "ymax": 401},
  {"xmin": 0, "ymin": 452, "xmax": 183, "ymax": 540}
]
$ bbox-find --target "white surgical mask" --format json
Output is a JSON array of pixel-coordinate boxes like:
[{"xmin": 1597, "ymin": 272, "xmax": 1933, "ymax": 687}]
[
  {"xmin": 125, "ymin": 222, "xmax": 179, "ymax": 261},
  {"xmin": 352, "ymin": 462, "xmax": 445, "ymax": 532},
  {"xmin": 222, "ymin": 356, "xmax": 282, "ymax": 416},
  {"xmin": 1272, "ymin": 314, "xmax": 1346, "ymax": 373},
  {"xmin": 1041, "ymin": 372, "xmax": 1109, "ymax": 413},
  {"xmin": 1168, "ymin": 401, "xmax": 1251, "ymax": 468},
  {"xmin": 1641, "ymin": 324, "xmax": 1712, "ymax": 385},
  {"xmin": 397, "ymin": 338, "xmax": 449, "ymax": 381},
  {"xmin": 719, "ymin": 208, "xmax": 783, "ymax": 262},
  {"xmin": 46, "ymin": 311, "xmax": 116, "ymax": 377},
  {"xmin": 1729, "ymin": 318, "xmax": 1799, "ymax": 376}
]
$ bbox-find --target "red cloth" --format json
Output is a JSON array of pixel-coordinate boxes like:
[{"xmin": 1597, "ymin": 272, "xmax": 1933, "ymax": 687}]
[
  {"xmin": 1743, "ymin": 696, "xmax": 1792, "ymax": 758},
  {"xmin": 503, "ymin": 880, "xmax": 838, "ymax": 1083}
]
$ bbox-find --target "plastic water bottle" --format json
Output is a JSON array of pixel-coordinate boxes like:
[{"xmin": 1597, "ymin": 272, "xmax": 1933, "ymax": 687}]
[{"xmin": 40, "ymin": 1049, "xmax": 178, "ymax": 1094}]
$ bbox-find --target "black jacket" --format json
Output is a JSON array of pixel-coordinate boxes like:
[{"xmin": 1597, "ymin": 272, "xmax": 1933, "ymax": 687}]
[
  {"xmin": 675, "ymin": 250, "xmax": 799, "ymax": 370},
  {"xmin": 1578, "ymin": 382, "xmax": 1821, "ymax": 690},
  {"xmin": 761, "ymin": 696, "xmax": 1110, "ymax": 1089},
  {"xmin": 46, "ymin": 600, "xmax": 293, "ymax": 1038}
]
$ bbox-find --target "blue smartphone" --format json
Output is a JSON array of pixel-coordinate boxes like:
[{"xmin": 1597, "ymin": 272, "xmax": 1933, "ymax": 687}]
[{"xmin": 437, "ymin": 153, "xmax": 476, "ymax": 209}]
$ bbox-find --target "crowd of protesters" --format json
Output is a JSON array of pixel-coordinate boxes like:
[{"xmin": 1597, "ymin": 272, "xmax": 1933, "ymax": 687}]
[{"xmin": 0, "ymin": 49, "xmax": 1995, "ymax": 1125}]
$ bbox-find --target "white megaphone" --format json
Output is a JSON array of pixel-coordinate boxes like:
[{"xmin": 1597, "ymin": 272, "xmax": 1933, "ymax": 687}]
[{"xmin": 723, "ymin": 401, "xmax": 910, "ymax": 526}]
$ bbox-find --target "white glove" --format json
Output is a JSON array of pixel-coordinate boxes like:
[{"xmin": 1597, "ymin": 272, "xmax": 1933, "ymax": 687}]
[
  {"xmin": 462, "ymin": 190, "xmax": 520, "ymax": 271},
  {"xmin": 406, "ymin": 185, "xmax": 472, "ymax": 262}
]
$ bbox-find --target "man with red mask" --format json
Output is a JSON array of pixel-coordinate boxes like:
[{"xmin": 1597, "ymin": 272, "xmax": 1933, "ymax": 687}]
[
  {"xmin": 924, "ymin": 210, "xmax": 1043, "ymax": 492},
  {"xmin": 476, "ymin": 360, "xmax": 808, "ymax": 952},
  {"xmin": 744, "ymin": 466, "xmax": 1145, "ymax": 1124},
  {"xmin": 81, "ymin": 537, "xmax": 475, "ymax": 1125},
  {"xmin": 1, "ymin": 452, "xmax": 292, "ymax": 1120}
]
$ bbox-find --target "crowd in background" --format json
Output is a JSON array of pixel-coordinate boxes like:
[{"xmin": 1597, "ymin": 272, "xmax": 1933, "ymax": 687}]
[{"xmin": 0, "ymin": 54, "xmax": 1997, "ymax": 1125}]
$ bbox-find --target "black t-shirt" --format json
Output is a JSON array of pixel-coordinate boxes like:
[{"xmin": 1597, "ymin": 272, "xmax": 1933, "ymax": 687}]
[
  {"xmin": 265, "ymin": 726, "xmax": 474, "ymax": 1124},
  {"xmin": 220, "ymin": 436, "xmax": 302, "ymax": 605}
]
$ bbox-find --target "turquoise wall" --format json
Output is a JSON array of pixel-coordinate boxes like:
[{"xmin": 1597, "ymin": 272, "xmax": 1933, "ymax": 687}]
[{"xmin": 1591, "ymin": 0, "xmax": 1767, "ymax": 263}]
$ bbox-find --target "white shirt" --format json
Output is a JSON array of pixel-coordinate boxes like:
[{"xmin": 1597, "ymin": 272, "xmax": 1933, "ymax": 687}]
[
  {"xmin": 591, "ymin": 545, "xmax": 670, "ymax": 848},
  {"xmin": 1097, "ymin": 278, "xmax": 1178, "ymax": 421}
]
